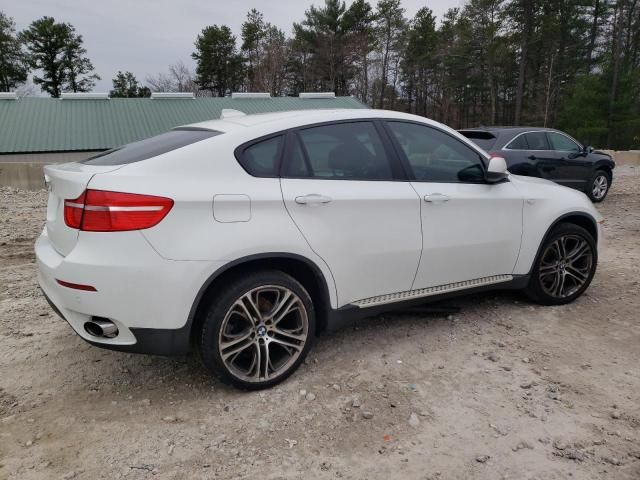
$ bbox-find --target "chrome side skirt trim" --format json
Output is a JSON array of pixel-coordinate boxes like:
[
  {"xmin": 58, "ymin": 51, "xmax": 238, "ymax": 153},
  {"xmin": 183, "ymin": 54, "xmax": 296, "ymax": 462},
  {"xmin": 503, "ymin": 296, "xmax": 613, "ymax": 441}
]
[{"xmin": 351, "ymin": 275, "xmax": 514, "ymax": 308}]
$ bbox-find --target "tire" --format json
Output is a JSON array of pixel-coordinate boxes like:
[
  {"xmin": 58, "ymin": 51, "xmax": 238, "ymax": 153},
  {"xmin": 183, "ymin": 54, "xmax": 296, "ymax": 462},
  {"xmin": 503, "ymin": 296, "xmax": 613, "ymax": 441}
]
[
  {"xmin": 524, "ymin": 223, "xmax": 597, "ymax": 306},
  {"xmin": 199, "ymin": 270, "xmax": 315, "ymax": 390},
  {"xmin": 586, "ymin": 170, "xmax": 611, "ymax": 202}
]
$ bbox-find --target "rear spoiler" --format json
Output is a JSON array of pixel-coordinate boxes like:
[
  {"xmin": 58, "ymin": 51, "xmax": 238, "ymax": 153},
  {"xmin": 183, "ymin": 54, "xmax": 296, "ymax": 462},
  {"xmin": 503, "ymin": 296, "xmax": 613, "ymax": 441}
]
[{"xmin": 458, "ymin": 130, "xmax": 496, "ymax": 139}]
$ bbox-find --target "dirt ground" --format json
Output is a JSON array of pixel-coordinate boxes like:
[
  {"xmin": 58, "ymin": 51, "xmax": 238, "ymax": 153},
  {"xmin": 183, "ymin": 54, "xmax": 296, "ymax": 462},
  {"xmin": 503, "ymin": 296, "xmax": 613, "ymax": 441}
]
[{"xmin": 1, "ymin": 168, "xmax": 639, "ymax": 480}]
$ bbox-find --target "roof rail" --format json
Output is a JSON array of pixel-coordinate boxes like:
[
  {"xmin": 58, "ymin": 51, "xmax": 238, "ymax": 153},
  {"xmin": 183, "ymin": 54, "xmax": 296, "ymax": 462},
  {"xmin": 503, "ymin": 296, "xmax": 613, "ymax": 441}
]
[
  {"xmin": 151, "ymin": 92, "xmax": 194, "ymax": 99},
  {"xmin": 231, "ymin": 92, "xmax": 271, "ymax": 99},
  {"xmin": 0, "ymin": 92, "xmax": 17, "ymax": 100},
  {"xmin": 61, "ymin": 92, "xmax": 109, "ymax": 100},
  {"xmin": 299, "ymin": 92, "xmax": 336, "ymax": 99}
]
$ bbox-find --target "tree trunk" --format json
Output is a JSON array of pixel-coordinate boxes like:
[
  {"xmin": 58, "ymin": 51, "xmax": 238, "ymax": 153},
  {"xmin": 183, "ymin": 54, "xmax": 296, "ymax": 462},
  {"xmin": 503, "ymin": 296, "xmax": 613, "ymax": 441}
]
[
  {"xmin": 514, "ymin": 0, "xmax": 534, "ymax": 125},
  {"xmin": 607, "ymin": 0, "xmax": 627, "ymax": 148},
  {"xmin": 586, "ymin": 0, "xmax": 601, "ymax": 72}
]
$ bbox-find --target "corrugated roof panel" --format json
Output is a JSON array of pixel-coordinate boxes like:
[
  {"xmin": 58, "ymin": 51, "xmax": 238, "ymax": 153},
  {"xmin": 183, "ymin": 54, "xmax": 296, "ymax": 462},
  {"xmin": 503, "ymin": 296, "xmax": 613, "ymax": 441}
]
[{"xmin": 0, "ymin": 96, "xmax": 365, "ymax": 153}]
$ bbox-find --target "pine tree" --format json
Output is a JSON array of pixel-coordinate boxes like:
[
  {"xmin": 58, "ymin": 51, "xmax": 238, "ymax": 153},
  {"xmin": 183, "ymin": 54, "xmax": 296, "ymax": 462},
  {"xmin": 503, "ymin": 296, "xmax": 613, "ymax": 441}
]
[{"xmin": 0, "ymin": 11, "xmax": 28, "ymax": 92}]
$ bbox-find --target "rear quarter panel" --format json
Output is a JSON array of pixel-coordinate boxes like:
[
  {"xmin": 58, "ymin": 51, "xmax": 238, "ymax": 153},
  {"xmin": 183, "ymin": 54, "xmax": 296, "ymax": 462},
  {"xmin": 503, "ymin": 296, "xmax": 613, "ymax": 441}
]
[{"xmin": 85, "ymin": 132, "xmax": 339, "ymax": 307}]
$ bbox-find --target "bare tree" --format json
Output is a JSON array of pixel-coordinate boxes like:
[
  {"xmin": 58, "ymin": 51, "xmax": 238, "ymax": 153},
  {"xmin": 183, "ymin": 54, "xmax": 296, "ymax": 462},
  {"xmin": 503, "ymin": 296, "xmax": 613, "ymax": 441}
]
[{"xmin": 146, "ymin": 61, "xmax": 198, "ymax": 93}]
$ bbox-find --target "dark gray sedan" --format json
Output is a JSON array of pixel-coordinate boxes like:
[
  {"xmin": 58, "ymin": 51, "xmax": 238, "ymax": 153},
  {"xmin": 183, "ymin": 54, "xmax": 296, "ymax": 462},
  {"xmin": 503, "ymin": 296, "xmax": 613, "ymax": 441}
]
[{"xmin": 459, "ymin": 127, "xmax": 615, "ymax": 202}]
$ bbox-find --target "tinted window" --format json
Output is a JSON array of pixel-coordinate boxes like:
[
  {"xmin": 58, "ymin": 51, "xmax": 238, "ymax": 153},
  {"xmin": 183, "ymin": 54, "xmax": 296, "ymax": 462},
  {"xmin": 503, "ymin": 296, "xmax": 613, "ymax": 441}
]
[
  {"xmin": 506, "ymin": 134, "xmax": 529, "ymax": 150},
  {"xmin": 387, "ymin": 122, "xmax": 485, "ymax": 183},
  {"xmin": 286, "ymin": 122, "xmax": 395, "ymax": 180},
  {"xmin": 548, "ymin": 132, "xmax": 580, "ymax": 152},
  {"xmin": 82, "ymin": 129, "xmax": 220, "ymax": 166},
  {"xmin": 238, "ymin": 135, "xmax": 283, "ymax": 177},
  {"xmin": 523, "ymin": 132, "xmax": 550, "ymax": 150}
]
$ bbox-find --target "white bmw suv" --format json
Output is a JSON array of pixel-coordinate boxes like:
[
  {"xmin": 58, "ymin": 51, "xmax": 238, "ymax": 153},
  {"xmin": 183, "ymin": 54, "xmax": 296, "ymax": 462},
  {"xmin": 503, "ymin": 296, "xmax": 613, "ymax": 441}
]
[{"xmin": 36, "ymin": 109, "xmax": 602, "ymax": 389}]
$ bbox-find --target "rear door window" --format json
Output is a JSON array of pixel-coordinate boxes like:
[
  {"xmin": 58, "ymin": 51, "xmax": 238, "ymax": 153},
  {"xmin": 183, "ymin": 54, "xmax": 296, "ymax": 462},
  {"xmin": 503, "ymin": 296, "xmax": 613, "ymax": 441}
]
[
  {"xmin": 284, "ymin": 122, "xmax": 397, "ymax": 180},
  {"xmin": 523, "ymin": 132, "xmax": 551, "ymax": 151},
  {"xmin": 505, "ymin": 134, "xmax": 529, "ymax": 150},
  {"xmin": 82, "ymin": 129, "xmax": 220, "ymax": 166}
]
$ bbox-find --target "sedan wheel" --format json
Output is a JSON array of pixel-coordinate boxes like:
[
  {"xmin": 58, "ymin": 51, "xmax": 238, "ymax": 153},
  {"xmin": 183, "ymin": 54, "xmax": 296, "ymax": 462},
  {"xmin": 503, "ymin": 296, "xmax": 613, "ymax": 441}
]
[
  {"xmin": 199, "ymin": 271, "xmax": 315, "ymax": 390},
  {"xmin": 588, "ymin": 172, "xmax": 610, "ymax": 202}
]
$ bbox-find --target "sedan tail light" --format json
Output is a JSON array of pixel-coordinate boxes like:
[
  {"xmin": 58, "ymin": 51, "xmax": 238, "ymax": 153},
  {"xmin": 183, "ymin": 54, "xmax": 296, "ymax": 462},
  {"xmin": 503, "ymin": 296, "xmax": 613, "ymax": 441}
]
[{"xmin": 64, "ymin": 190, "xmax": 173, "ymax": 232}]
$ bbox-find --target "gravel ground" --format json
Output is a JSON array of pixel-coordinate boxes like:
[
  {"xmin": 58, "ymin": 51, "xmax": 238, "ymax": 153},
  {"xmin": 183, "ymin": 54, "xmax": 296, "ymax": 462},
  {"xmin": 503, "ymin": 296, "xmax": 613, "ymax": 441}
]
[{"xmin": 1, "ymin": 167, "xmax": 639, "ymax": 480}]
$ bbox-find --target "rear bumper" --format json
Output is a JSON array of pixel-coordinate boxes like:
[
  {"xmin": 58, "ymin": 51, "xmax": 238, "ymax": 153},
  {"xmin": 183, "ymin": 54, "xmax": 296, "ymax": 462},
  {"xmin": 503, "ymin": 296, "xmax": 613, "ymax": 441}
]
[
  {"xmin": 41, "ymin": 287, "xmax": 192, "ymax": 355},
  {"xmin": 36, "ymin": 228, "xmax": 222, "ymax": 355}
]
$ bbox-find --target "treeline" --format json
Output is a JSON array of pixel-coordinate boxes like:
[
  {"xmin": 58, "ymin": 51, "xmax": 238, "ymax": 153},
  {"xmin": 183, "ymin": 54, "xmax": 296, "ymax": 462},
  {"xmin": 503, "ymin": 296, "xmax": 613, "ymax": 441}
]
[{"xmin": 1, "ymin": 1, "xmax": 639, "ymax": 149}]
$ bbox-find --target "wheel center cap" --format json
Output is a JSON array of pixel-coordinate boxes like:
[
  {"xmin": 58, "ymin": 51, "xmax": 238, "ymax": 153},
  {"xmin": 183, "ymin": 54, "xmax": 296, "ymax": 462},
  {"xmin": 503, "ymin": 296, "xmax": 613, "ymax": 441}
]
[
  {"xmin": 559, "ymin": 261, "xmax": 566, "ymax": 270},
  {"xmin": 256, "ymin": 325, "xmax": 267, "ymax": 337}
]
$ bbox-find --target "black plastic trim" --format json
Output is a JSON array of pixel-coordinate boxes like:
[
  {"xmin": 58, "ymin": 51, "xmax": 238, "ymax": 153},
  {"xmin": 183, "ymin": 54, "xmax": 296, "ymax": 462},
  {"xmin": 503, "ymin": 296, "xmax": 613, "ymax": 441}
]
[{"xmin": 325, "ymin": 275, "xmax": 530, "ymax": 332}]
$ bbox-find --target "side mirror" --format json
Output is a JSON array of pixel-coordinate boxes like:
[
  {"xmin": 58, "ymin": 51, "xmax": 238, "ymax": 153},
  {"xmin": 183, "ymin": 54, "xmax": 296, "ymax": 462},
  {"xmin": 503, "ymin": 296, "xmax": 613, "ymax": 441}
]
[
  {"xmin": 486, "ymin": 156, "xmax": 509, "ymax": 183},
  {"xmin": 584, "ymin": 145, "xmax": 594, "ymax": 154}
]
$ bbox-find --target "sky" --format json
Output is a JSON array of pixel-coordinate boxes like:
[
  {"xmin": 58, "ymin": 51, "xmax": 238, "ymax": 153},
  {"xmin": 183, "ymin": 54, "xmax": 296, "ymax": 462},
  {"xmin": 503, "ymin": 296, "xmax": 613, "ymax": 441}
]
[{"xmin": 8, "ymin": 0, "xmax": 461, "ymax": 93}]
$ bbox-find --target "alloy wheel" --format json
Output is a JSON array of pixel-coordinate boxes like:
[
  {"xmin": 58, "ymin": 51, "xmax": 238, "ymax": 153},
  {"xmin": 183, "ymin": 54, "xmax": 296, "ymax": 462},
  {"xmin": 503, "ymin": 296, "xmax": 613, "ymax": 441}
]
[
  {"xmin": 218, "ymin": 285, "xmax": 309, "ymax": 383},
  {"xmin": 538, "ymin": 234, "xmax": 594, "ymax": 298},
  {"xmin": 592, "ymin": 175, "xmax": 608, "ymax": 200}
]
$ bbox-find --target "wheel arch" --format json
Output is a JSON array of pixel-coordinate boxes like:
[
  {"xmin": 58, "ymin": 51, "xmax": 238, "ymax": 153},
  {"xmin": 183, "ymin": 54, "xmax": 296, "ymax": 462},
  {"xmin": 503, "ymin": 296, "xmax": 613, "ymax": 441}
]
[
  {"xmin": 187, "ymin": 253, "xmax": 333, "ymax": 345},
  {"xmin": 527, "ymin": 211, "xmax": 598, "ymax": 275},
  {"xmin": 594, "ymin": 160, "xmax": 614, "ymax": 178}
]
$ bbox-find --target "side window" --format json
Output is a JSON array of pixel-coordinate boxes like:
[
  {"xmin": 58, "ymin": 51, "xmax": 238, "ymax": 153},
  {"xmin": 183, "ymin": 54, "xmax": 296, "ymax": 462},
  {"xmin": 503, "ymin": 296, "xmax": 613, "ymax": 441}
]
[
  {"xmin": 238, "ymin": 135, "xmax": 283, "ymax": 177},
  {"xmin": 523, "ymin": 132, "xmax": 551, "ymax": 151},
  {"xmin": 387, "ymin": 121, "xmax": 485, "ymax": 183},
  {"xmin": 286, "ymin": 122, "xmax": 395, "ymax": 180},
  {"xmin": 548, "ymin": 132, "xmax": 580, "ymax": 152},
  {"xmin": 505, "ymin": 134, "xmax": 529, "ymax": 150}
]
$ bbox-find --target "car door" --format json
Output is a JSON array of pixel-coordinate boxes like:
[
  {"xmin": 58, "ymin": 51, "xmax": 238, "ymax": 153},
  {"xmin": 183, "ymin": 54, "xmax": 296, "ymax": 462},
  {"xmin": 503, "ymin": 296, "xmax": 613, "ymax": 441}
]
[
  {"xmin": 279, "ymin": 121, "xmax": 422, "ymax": 306},
  {"xmin": 520, "ymin": 131, "xmax": 564, "ymax": 182},
  {"xmin": 500, "ymin": 131, "xmax": 536, "ymax": 177},
  {"xmin": 546, "ymin": 131, "xmax": 591, "ymax": 189},
  {"xmin": 384, "ymin": 121, "xmax": 523, "ymax": 289}
]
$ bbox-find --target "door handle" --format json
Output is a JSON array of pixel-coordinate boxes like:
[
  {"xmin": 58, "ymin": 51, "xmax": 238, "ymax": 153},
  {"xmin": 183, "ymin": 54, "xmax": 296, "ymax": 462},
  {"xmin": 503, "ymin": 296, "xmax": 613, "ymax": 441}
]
[
  {"xmin": 294, "ymin": 194, "xmax": 332, "ymax": 205},
  {"xmin": 527, "ymin": 155, "xmax": 537, "ymax": 161},
  {"xmin": 423, "ymin": 193, "xmax": 450, "ymax": 203}
]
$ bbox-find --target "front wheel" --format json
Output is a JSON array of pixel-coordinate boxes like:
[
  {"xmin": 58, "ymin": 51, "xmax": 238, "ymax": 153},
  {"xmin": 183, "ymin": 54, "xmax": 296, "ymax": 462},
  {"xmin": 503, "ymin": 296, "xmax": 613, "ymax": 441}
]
[
  {"xmin": 199, "ymin": 270, "xmax": 315, "ymax": 390},
  {"xmin": 587, "ymin": 170, "xmax": 610, "ymax": 202},
  {"xmin": 524, "ymin": 223, "xmax": 597, "ymax": 305}
]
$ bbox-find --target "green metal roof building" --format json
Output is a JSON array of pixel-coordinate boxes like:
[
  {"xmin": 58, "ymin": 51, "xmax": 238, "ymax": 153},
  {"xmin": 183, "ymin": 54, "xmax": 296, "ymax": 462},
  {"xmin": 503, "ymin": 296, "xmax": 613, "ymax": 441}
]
[
  {"xmin": 0, "ymin": 93, "xmax": 365, "ymax": 189},
  {"xmin": 0, "ymin": 94, "xmax": 365, "ymax": 156}
]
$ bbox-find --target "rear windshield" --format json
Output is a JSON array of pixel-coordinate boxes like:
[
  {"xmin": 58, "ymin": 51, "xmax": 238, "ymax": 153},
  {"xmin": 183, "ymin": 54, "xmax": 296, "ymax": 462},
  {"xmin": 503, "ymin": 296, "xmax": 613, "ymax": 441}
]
[
  {"xmin": 82, "ymin": 129, "xmax": 221, "ymax": 166},
  {"xmin": 458, "ymin": 131, "xmax": 497, "ymax": 151}
]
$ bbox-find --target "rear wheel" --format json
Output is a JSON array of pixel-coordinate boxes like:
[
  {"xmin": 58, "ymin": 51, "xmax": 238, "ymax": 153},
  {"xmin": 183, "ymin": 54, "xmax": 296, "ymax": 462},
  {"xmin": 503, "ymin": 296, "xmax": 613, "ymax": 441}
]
[
  {"xmin": 524, "ymin": 223, "xmax": 597, "ymax": 305},
  {"xmin": 587, "ymin": 170, "xmax": 610, "ymax": 202},
  {"xmin": 199, "ymin": 270, "xmax": 315, "ymax": 390}
]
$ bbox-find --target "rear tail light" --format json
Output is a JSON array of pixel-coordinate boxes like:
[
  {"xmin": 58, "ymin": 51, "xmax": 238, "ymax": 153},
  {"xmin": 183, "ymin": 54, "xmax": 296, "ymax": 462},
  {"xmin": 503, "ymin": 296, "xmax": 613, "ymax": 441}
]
[{"xmin": 64, "ymin": 190, "xmax": 173, "ymax": 232}]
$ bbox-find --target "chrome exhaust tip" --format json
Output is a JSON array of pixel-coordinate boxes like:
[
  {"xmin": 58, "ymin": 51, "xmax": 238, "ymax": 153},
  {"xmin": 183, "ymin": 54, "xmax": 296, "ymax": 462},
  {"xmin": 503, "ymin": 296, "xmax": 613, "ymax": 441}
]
[{"xmin": 84, "ymin": 318, "xmax": 118, "ymax": 338}]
